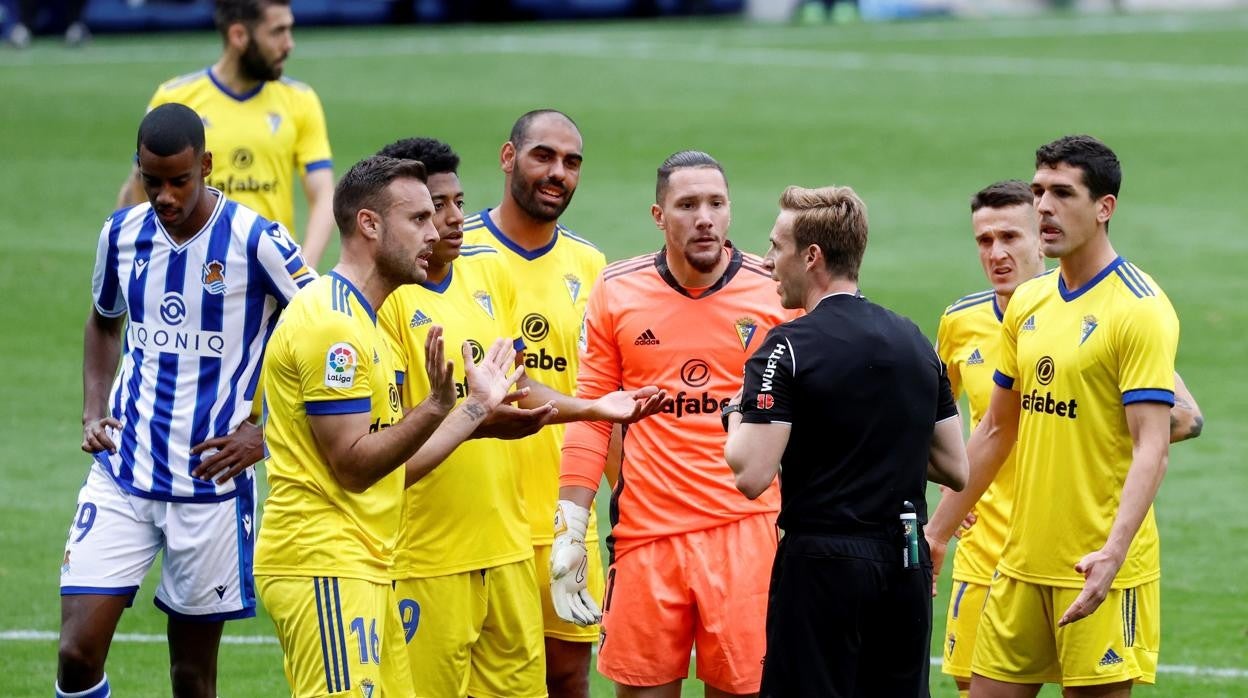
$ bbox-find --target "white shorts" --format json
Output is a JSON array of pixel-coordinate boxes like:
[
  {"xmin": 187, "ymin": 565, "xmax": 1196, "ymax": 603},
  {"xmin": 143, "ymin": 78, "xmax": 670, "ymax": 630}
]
[{"xmin": 59, "ymin": 463, "xmax": 257, "ymax": 621}]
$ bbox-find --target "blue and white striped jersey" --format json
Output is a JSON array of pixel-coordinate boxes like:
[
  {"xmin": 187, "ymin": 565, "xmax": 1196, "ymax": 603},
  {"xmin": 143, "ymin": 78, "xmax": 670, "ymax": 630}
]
[{"xmin": 90, "ymin": 188, "xmax": 315, "ymax": 502}]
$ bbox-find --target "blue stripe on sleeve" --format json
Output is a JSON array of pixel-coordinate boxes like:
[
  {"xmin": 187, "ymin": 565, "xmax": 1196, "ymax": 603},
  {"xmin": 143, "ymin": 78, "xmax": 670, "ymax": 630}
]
[
  {"xmin": 305, "ymin": 159, "xmax": 332, "ymax": 173},
  {"xmin": 305, "ymin": 397, "xmax": 372, "ymax": 415},
  {"xmin": 993, "ymin": 370, "xmax": 1016, "ymax": 390},
  {"xmin": 395, "ymin": 371, "xmax": 405, "ymax": 386},
  {"xmin": 1122, "ymin": 388, "xmax": 1174, "ymax": 406}
]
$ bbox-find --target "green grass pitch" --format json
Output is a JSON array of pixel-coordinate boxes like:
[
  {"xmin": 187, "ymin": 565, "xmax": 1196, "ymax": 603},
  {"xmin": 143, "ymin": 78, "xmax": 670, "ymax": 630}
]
[{"xmin": 1, "ymin": 10, "xmax": 1246, "ymax": 696}]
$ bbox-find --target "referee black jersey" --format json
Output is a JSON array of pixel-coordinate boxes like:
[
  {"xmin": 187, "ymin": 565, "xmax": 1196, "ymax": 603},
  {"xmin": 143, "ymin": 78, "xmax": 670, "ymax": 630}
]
[{"xmin": 740, "ymin": 292, "xmax": 958, "ymax": 535}]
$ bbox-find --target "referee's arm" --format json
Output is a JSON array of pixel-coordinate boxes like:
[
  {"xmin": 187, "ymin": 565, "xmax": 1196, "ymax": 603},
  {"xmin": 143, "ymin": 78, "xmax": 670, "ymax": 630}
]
[{"xmin": 725, "ymin": 331, "xmax": 795, "ymax": 499}]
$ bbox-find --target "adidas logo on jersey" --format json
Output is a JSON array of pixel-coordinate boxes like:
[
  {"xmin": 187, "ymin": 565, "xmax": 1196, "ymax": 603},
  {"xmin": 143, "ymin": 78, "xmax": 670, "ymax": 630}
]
[
  {"xmin": 634, "ymin": 329, "xmax": 660, "ymax": 346},
  {"xmin": 1098, "ymin": 648, "xmax": 1125, "ymax": 667},
  {"xmin": 410, "ymin": 310, "xmax": 432, "ymax": 328},
  {"xmin": 1022, "ymin": 315, "xmax": 1037, "ymax": 332},
  {"xmin": 967, "ymin": 348, "xmax": 984, "ymax": 365}
]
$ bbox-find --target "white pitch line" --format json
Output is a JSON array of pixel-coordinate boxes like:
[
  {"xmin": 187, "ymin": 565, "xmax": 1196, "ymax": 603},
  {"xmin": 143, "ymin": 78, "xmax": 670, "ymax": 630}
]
[
  {"xmin": 3, "ymin": 629, "xmax": 1246, "ymax": 680},
  {"xmin": 0, "ymin": 629, "xmax": 277, "ymax": 646},
  {"xmin": 1, "ymin": 35, "xmax": 1241, "ymax": 86}
]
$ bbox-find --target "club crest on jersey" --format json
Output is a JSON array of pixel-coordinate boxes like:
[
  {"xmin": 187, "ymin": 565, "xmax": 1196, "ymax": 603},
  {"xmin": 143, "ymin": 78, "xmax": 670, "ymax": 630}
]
[
  {"xmin": 359, "ymin": 678, "xmax": 375, "ymax": 698},
  {"xmin": 325, "ymin": 342, "xmax": 358, "ymax": 388},
  {"xmin": 1080, "ymin": 314, "xmax": 1098, "ymax": 346},
  {"xmin": 967, "ymin": 348, "xmax": 984, "ymax": 365},
  {"xmin": 267, "ymin": 111, "xmax": 282, "ymax": 134},
  {"xmin": 564, "ymin": 274, "xmax": 582, "ymax": 304},
  {"xmin": 410, "ymin": 310, "xmax": 432, "ymax": 328},
  {"xmin": 735, "ymin": 317, "xmax": 758, "ymax": 350},
  {"xmin": 202, "ymin": 260, "xmax": 227, "ymax": 295},
  {"xmin": 474, "ymin": 290, "xmax": 494, "ymax": 319}
]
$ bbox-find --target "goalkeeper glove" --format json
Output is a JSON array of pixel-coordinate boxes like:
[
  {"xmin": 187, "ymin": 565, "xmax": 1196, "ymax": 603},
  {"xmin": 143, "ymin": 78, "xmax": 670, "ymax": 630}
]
[{"xmin": 549, "ymin": 499, "xmax": 602, "ymax": 626}]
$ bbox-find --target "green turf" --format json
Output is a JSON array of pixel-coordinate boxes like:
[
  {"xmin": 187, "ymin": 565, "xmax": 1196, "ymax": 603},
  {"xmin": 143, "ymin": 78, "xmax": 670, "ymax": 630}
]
[{"xmin": 2, "ymin": 10, "xmax": 1246, "ymax": 696}]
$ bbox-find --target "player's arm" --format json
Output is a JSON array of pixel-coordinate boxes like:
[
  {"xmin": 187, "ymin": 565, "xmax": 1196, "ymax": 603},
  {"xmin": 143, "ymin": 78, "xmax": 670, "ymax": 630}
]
[
  {"xmin": 927, "ymin": 414, "xmax": 969, "ymax": 491},
  {"xmin": 299, "ymin": 168, "xmax": 334, "ymax": 270},
  {"xmin": 925, "ymin": 382, "xmax": 1020, "ymax": 582},
  {"xmin": 551, "ymin": 281, "xmax": 621, "ymax": 626},
  {"xmin": 518, "ymin": 376, "xmax": 666, "ymax": 425},
  {"xmin": 926, "ymin": 359, "xmax": 968, "ymax": 490},
  {"xmin": 725, "ymin": 327, "xmax": 796, "ymax": 499},
  {"xmin": 402, "ymin": 339, "xmax": 530, "ymax": 487},
  {"xmin": 1169, "ymin": 372, "xmax": 1204, "ymax": 442},
  {"xmin": 81, "ymin": 307, "xmax": 125, "ymax": 454},
  {"xmin": 306, "ymin": 327, "xmax": 458, "ymax": 493},
  {"xmin": 1058, "ymin": 401, "xmax": 1170, "ymax": 626},
  {"xmin": 117, "ymin": 164, "xmax": 145, "ymax": 208}
]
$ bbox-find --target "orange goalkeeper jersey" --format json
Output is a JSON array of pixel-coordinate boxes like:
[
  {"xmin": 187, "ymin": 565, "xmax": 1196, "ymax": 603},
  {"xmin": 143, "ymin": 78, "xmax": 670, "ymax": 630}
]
[{"xmin": 561, "ymin": 245, "xmax": 792, "ymax": 560}]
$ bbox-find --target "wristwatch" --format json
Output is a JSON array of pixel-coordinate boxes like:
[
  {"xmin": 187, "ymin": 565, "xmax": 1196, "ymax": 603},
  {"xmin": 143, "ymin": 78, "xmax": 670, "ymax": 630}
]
[{"xmin": 721, "ymin": 403, "xmax": 742, "ymax": 433}]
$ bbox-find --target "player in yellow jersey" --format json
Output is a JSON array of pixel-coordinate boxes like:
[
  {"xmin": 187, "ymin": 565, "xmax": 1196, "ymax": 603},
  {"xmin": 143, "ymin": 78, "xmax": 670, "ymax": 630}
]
[
  {"xmin": 256, "ymin": 156, "xmax": 524, "ymax": 697},
  {"xmin": 926, "ymin": 136, "xmax": 1191, "ymax": 696},
  {"xmin": 929, "ymin": 180, "xmax": 1203, "ymax": 698},
  {"xmin": 463, "ymin": 110, "xmax": 607, "ymax": 698},
  {"xmin": 375, "ymin": 137, "xmax": 663, "ymax": 698},
  {"xmin": 119, "ymin": 0, "xmax": 335, "ymax": 268}
]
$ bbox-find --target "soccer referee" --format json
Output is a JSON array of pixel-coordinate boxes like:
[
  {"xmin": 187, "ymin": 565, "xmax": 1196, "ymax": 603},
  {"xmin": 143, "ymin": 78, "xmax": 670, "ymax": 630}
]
[{"xmin": 725, "ymin": 185, "xmax": 969, "ymax": 697}]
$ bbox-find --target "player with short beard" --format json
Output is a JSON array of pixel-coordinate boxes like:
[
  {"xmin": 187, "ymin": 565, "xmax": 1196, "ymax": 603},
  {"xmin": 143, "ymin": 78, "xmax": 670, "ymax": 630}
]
[
  {"xmin": 119, "ymin": 0, "xmax": 336, "ymax": 269},
  {"xmin": 554, "ymin": 151, "xmax": 795, "ymax": 698},
  {"xmin": 462, "ymin": 109, "xmax": 609, "ymax": 698}
]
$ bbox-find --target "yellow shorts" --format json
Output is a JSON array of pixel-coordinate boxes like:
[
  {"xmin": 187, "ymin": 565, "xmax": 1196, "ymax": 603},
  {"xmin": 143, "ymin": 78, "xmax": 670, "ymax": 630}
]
[
  {"xmin": 533, "ymin": 541, "xmax": 604, "ymax": 642},
  {"xmin": 393, "ymin": 559, "xmax": 545, "ymax": 698},
  {"xmin": 972, "ymin": 574, "xmax": 1158, "ymax": 687},
  {"xmin": 941, "ymin": 579, "xmax": 990, "ymax": 680},
  {"xmin": 257, "ymin": 575, "xmax": 412, "ymax": 698}
]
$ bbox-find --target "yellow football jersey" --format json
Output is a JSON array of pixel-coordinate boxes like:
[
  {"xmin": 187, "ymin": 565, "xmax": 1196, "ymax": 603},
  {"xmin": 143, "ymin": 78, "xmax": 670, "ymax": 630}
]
[
  {"xmin": 256, "ymin": 272, "xmax": 403, "ymax": 583},
  {"xmin": 463, "ymin": 210, "xmax": 607, "ymax": 544},
  {"xmin": 377, "ymin": 246, "xmax": 533, "ymax": 577},
  {"xmin": 937, "ymin": 289, "xmax": 1016, "ymax": 586},
  {"xmin": 994, "ymin": 258, "xmax": 1178, "ymax": 589},
  {"xmin": 147, "ymin": 68, "xmax": 332, "ymax": 241}
]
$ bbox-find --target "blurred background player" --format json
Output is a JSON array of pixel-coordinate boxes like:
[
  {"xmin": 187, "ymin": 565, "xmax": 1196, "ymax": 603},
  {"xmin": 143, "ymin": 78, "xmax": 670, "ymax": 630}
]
[
  {"xmin": 554, "ymin": 151, "xmax": 794, "ymax": 698},
  {"xmin": 118, "ymin": 0, "xmax": 335, "ymax": 269},
  {"xmin": 5, "ymin": 0, "xmax": 89, "ymax": 48},
  {"xmin": 374, "ymin": 136, "xmax": 663, "ymax": 698},
  {"xmin": 929, "ymin": 179, "xmax": 1204, "ymax": 698},
  {"xmin": 724, "ymin": 185, "xmax": 968, "ymax": 697},
  {"xmin": 255, "ymin": 155, "xmax": 525, "ymax": 697},
  {"xmin": 60, "ymin": 102, "xmax": 314, "ymax": 698},
  {"xmin": 927, "ymin": 136, "xmax": 1182, "ymax": 696},
  {"xmin": 462, "ymin": 109, "xmax": 607, "ymax": 698}
]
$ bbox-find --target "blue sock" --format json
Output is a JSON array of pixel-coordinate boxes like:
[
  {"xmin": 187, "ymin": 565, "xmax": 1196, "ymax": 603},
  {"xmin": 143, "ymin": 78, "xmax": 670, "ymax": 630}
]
[{"xmin": 55, "ymin": 674, "xmax": 110, "ymax": 698}]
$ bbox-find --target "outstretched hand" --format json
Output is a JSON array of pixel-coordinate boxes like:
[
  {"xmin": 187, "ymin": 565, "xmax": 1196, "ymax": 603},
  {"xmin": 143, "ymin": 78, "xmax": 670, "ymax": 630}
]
[
  {"xmin": 589, "ymin": 386, "xmax": 669, "ymax": 423},
  {"xmin": 463, "ymin": 338, "xmax": 526, "ymax": 412},
  {"xmin": 191, "ymin": 421, "xmax": 264, "ymax": 485},
  {"xmin": 474, "ymin": 402, "xmax": 559, "ymax": 440},
  {"xmin": 423, "ymin": 326, "xmax": 456, "ymax": 414}
]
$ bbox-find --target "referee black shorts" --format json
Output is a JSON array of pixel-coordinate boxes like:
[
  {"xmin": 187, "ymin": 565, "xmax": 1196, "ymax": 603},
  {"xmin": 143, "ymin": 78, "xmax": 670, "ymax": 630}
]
[{"xmin": 760, "ymin": 533, "xmax": 933, "ymax": 698}]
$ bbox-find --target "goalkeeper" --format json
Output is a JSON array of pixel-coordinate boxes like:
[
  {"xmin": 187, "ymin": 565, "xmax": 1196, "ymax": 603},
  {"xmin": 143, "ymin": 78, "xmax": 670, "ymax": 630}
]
[{"xmin": 553, "ymin": 150, "xmax": 796, "ymax": 696}]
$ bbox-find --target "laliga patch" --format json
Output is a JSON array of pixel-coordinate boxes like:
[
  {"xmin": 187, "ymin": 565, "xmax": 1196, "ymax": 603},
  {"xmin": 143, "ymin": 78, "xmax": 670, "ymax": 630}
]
[{"xmin": 325, "ymin": 342, "xmax": 358, "ymax": 388}]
